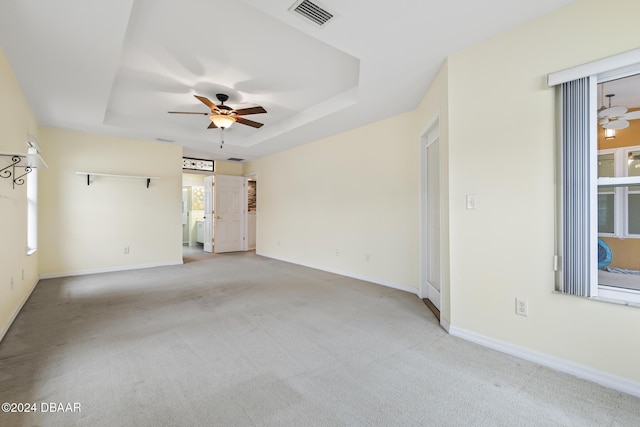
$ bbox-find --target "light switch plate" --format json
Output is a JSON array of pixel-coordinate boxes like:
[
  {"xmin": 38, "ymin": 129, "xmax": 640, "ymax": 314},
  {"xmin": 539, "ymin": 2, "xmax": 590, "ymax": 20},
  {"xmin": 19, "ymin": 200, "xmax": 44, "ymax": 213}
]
[{"xmin": 466, "ymin": 194, "xmax": 476, "ymax": 210}]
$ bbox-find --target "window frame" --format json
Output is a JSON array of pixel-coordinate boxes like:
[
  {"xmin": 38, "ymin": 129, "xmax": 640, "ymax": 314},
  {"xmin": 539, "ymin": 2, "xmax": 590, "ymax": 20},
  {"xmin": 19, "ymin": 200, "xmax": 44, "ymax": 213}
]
[
  {"xmin": 550, "ymin": 48, "xmax": 640, "ymax": 306},
  {"xmin": 592, "ymin": 71, "xmax": 640, "ymax": 304},
  {"xmin": 26, "ymin": 139, "xmax": 39, "ymax": 255}
]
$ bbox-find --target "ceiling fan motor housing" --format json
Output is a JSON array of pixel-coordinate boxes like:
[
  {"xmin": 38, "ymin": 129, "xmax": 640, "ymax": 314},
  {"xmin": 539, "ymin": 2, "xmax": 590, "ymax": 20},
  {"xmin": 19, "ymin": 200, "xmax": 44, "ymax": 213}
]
[{"xmin": 168, "ymin": 93, "xmax": 267, "ymax": 130}]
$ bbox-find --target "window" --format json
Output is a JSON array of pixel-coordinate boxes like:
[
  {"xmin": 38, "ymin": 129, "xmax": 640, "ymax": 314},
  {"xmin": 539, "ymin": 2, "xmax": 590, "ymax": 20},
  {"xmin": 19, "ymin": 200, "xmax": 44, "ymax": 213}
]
[
  {"xmin": 597, "ymin": 146, "xmax": 640, "ymax": 237},
  {"xmin": 550, "ymin": 48, "xmax": 640, "ymax": 305},
  {"xmin": 597, "ymin": 151, "xmax": 615, "ymax": 234},
  {"xmin": 26, "ymin": 139, "xmax": 38, "ymax": 255}
]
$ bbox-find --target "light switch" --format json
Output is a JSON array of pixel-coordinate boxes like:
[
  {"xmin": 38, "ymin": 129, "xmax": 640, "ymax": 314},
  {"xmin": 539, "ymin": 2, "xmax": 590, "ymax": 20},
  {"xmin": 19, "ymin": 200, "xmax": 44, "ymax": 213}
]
[{"xmin": 466, "ymin": 194, "xmax": 476, "ymax": 210}]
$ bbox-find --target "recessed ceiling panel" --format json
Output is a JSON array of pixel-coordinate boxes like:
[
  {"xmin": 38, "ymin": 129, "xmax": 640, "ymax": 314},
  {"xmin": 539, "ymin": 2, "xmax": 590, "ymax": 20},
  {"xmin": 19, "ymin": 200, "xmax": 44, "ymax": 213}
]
[{"xmin": 104, "ymin": 0, "xmax": 360, "ymax": 150}]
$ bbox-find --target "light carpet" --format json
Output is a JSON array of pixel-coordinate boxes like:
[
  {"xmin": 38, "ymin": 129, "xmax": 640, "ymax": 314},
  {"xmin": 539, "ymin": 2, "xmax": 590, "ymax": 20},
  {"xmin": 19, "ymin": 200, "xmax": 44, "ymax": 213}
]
[{"xmin": 0, "ymin": 251, "xmax": 638, "ymax": 426}]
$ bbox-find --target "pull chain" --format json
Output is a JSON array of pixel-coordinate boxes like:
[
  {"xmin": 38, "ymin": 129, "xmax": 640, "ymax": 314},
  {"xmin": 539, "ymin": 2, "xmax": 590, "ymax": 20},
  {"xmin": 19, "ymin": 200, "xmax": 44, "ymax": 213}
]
[{"xmin": 220, "ymin": 127, "xmax": 225, "ymax": 149}]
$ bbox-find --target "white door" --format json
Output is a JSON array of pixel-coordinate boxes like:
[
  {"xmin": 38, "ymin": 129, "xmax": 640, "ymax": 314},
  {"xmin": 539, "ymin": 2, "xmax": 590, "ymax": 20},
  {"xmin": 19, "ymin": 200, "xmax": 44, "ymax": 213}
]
[
  {"xmin": 214, "ymin": 174, "xmax": 246, "ymax": 253},
  {"xmin": 426, "ymin": 136, "xmax": 441, "ymax": 310},
  {"xmin": 203, "ymin": 176, "xmax": 214, "ymax": 252}
]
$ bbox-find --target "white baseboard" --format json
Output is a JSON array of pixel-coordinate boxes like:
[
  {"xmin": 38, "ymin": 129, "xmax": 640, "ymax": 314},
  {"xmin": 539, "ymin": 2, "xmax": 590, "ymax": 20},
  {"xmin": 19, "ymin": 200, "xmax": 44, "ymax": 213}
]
[
  {"xmin": 0, "ymin": 278, "xmax": 39, "ymax": 343},
  {"xmin": 262, "ymin": 253, "xmax": 419, "ymax": 296},
  {"xmin": 39, "ymin": 261, "xmax": 184, "ymax": 280},
  {"xmin": 449, "ymin": 326, "xmax": 640, "ymax": 398}
]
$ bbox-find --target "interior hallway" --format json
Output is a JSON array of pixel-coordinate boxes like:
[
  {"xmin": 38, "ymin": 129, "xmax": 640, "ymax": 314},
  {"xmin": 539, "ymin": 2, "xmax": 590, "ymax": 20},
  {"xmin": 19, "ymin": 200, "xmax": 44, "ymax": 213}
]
[{"xmin": 0, "ymin": 253, "xmax": 638, "ymax": 426}]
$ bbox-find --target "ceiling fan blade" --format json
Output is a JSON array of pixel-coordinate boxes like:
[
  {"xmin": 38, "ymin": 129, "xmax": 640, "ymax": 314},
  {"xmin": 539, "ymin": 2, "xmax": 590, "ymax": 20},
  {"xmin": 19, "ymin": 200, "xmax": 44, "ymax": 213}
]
[
  {"xmin": 621, "ymin": 110, "xmax": 640, "ymax": 121},
  {"xmin": 236, "ymin": 117, "xmax": 264, "ymax": 128},
  {"xmin": 599, "ymin": 105, "xmax": 627, "ymax": 118},
  {"xmin": 603, "ymin": 119, "xmax": 630, "ymax": 130},
  {"xmin": 234, "ymin": 106, "xmax": 267, "ymax": 116},
  {"xmin": 168, "ymin": 111, "xmax": 209, "ymax": 115},
  {"xmin": 598, "ymin": 117, "xmax": 610, "ymax": 125},
  {"xmin": 207, "ymin": 122, "xmax": 218, "ymax": 129},
  {"xmin": 194, "ymin": 95, "xmax": 216, "ymax": 110}
]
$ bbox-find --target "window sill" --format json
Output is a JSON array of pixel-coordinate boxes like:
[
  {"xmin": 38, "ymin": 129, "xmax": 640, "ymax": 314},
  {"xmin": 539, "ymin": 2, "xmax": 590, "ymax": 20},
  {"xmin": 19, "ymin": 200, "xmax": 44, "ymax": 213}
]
[
  {"xmin": 596, "ymin": 285, "xmax": 640, "ymax": 307},
  {"xmin": 553, "ymin": 289, "xmax": 640, "ymax": 308}
]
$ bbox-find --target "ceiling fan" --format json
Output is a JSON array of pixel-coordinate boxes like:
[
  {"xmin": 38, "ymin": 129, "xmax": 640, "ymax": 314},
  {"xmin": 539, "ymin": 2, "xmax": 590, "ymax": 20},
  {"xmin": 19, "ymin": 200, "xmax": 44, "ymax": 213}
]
[
  {"xmin": 598, "ymin": 93, "xmax": 640, "ymax": 130},
  {"xmin": 168, "ymin": 93, "xmax": 267, "ymax": 129}
]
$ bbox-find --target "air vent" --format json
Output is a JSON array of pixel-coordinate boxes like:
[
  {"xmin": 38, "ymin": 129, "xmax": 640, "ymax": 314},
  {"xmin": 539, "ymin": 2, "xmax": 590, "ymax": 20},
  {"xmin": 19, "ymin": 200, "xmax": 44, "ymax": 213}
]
[
  {"xmin": 156, "ymin": 137, "xmax": 175, "ymax": 143},
  {"xmin": 227, "ymin": 158, "xmax": 244, "ymax": 162},
  {"xmin": 289, "ymin": 0, "xmax": 335, "ymax": 27}
]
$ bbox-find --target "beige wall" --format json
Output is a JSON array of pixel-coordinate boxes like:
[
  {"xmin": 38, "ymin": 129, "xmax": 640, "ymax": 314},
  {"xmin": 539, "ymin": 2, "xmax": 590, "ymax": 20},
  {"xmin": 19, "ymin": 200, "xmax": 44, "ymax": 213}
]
[
  {"xmin": 39, "ymin": 128, "xmax": 183, "ymax": 276},
  {"xmin": 244, "ymin": 111, "xmax": 421, "ymax": 291},
  {"xmin": 243, "ymin": 0, "xmax": 640, "ymax": 386},
  {"xmin": 0, "ymin": 48, "xmax": 40, "ymax": 338},
  {"xmin": 182, "ymin": 173, "xmax": 206, "ymax": 187},
  {"xmin": 216, "ymin": 160, "xmax": 243, "ymax": 176},
  {"xmin": 446, "ymin": 0, "xmax": 640, "ymax": 381}
]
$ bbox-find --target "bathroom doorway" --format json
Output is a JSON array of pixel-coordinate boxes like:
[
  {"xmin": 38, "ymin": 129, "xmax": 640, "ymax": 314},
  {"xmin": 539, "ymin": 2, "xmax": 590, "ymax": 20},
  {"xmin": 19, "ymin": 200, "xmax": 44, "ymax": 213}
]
[
  {"xmin": 182, "ymin": 173, "xmax": 208, "ymax": 252},
  {"xmin": 247, "ymin": 176, "xmax": 257, "ymax": 251}
]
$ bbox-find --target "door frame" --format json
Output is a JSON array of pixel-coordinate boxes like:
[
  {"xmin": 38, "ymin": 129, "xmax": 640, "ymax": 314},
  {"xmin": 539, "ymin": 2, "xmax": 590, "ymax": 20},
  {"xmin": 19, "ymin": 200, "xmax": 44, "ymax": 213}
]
[
  {"xmin": 203, "ymin": 175, "xmax": 214, "ymax": 252},
  {"xmin": 213, "ymin": 173, "xmax": 247, "ymax": 253},
  {"xmin": 419, "ymin": 116, "xmax": 444, "ymax": 322},
  {"xmin": 244, "ymin": 172, "xmax": 258, "ymax": 252}
]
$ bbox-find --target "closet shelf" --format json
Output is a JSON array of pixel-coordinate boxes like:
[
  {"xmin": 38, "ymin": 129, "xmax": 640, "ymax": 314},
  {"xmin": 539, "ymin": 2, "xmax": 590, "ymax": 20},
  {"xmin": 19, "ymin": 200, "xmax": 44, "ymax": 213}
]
[{"xmin": 76, "ymin": 172, "xmax": 160, "ymax": 188}]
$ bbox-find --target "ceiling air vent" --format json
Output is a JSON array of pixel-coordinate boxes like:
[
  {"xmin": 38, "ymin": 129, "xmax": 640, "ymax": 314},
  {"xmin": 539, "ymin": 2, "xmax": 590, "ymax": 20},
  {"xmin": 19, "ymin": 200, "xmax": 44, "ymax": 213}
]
[
  {"xmin": 227, "ymin": 158, "xmax": 244, "ymax": 162},
  {"xmin": 289, "ymin": 0, "xmax": 335, "ymax": 27}
]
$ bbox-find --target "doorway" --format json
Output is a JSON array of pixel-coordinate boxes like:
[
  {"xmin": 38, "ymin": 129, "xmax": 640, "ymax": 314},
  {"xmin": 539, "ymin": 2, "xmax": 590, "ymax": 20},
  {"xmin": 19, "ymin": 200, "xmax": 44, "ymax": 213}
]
[
  {"xmin": 420, "ymin": 121, "xmax": 442, "ymax": 320},
  {"xmin": 182, "ymin": 172, "xmax": 248, "ymax": 256},
  {"xmin": 247, "ymin": 176, "xmax": 257, "ymax": 251},
  {"xmin": 182, "ymin": 173, "xmax": 209, "ymax": 255}
]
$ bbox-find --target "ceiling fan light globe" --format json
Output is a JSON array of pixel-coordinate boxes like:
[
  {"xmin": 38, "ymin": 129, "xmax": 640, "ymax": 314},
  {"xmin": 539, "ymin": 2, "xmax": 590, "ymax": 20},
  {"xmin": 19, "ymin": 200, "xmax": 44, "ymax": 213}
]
[
  {"xmin": 210, "ymin": 114, "xmax": 236, "ymax": 129},
  {"xmin": 604, "ymin": 128, "xmax": 616, "ymax": 140}
]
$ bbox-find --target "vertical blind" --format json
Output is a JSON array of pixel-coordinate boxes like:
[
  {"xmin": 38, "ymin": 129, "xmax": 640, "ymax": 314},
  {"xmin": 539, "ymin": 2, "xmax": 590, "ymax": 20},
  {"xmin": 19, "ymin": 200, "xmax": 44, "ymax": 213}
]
[{"xmin": 560, "ymin": 78, "xmax": 591, "ymax": 296}]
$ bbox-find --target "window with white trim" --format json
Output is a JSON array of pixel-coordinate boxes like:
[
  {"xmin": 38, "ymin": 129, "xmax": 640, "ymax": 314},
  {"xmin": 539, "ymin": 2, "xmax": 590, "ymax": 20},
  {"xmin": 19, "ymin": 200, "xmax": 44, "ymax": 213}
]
[
  {"xmin": 550, "ymin": 48, "xmax": 640, "ymax": 306},
  {"xmin": 26, "ymin": 141, "xmax": 38, "ymax": 255}
]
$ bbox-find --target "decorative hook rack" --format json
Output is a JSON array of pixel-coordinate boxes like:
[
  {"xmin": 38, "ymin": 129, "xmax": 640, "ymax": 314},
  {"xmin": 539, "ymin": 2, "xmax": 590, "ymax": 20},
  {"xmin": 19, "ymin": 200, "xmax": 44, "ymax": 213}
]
[{"xmin": 0, "ymin": 153, "xmax": 42, "ymax": 189}]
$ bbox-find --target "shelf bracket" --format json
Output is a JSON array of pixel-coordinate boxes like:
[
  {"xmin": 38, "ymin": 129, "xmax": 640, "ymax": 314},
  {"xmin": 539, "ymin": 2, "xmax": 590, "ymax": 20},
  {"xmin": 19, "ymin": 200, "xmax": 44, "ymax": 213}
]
[{"xmin": 0, "ymin": 155, "xmax": 36, "ymax": 189}]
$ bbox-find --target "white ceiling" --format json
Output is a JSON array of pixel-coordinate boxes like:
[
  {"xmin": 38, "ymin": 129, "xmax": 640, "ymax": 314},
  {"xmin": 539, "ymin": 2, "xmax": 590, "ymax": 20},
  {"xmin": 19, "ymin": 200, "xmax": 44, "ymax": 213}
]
[{"xmin": 0, "ymin": 0, "xmax": 575, "ymax": 162}]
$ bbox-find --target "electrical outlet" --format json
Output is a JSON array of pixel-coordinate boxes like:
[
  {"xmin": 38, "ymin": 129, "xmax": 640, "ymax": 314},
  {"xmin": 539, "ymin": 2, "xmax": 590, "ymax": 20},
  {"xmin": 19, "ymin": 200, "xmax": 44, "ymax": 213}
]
[
  {"xmin": 10, "ymin": 276, "xmax": 14, "ymax": 290},
  {"xmin": 515, "ymin": 298, "xmax": 528, "ymax": 316},
  {"xmin": 365, "ymin": 253, "xmax": 370, "ymax": 262},
  {"xmin": 335, "ymin": 250, "xmax": 339, "ymax": 257},
  {"xmin": 124, "ymin": 246, "xmax": 130, "ymax": 255}
]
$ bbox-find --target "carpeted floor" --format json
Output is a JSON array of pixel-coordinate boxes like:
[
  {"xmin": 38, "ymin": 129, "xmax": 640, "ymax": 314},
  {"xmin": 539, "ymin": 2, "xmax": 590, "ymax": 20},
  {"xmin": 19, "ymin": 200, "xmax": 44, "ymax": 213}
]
[{"xmin": 0, "ymin": 251, "xmax": 639, "ymax": 426}]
